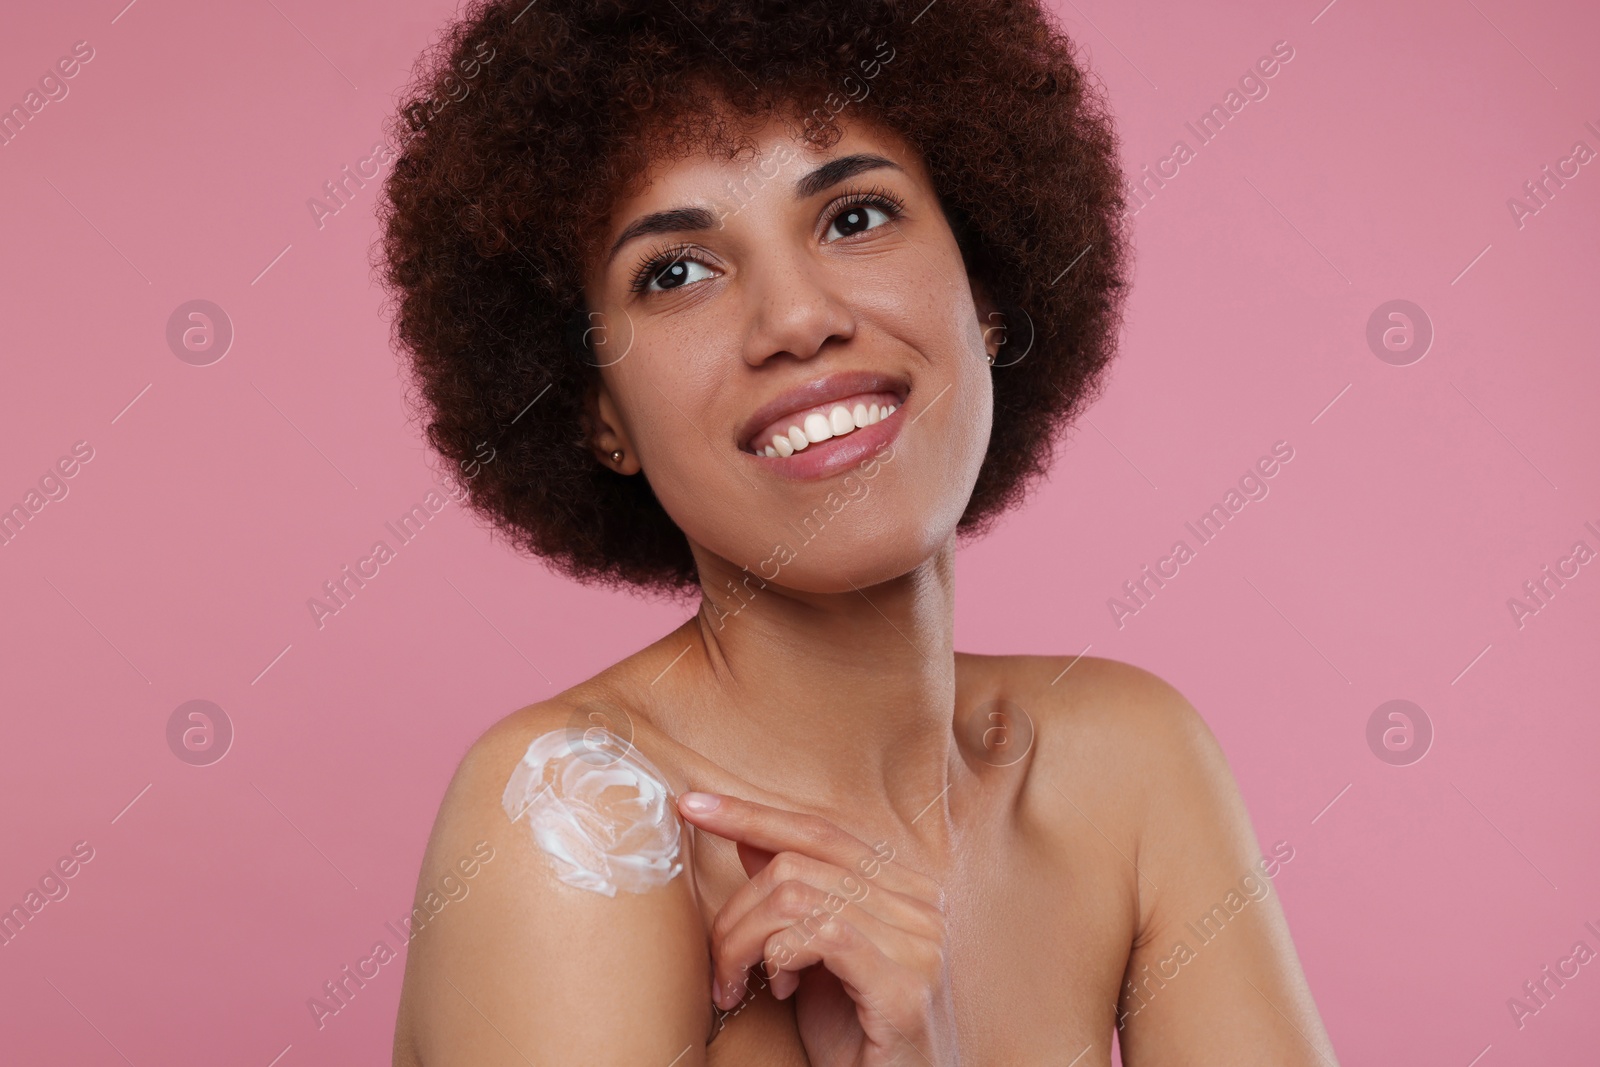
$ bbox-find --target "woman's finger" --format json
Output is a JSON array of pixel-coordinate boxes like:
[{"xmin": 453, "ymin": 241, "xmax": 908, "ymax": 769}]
[
  {"xmin": 679, "ymin": 790, "xmax": 870, "ymax": 866},
  {"xmin": 712, "ymin": 849, "xmax": 940, "ymax": 960},
  {"xmin": 677, "ymin": 791, "xmax": 937, "ymax": 902},
  {"xmin": 710, "ymin": 877, "xmax": 913, "ymax": 1009},
  {"xmin": 763, "ymin": 910, "xmax": 949, "ymax": 1056}
]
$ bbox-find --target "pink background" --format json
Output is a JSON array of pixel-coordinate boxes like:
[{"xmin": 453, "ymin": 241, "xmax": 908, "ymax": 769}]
[{"xmin": 2, "ymin": 0, "xmax": 1596, "ymax": 1063}]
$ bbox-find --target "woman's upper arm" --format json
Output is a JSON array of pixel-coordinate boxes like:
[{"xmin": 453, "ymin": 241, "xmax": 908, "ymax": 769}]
[
  {"xmin": 1109, "ymin": 669, "xmax": 1339, "ymax": 1066},
  {"xmin": 395, "ymin": 712, "xmax": 712, "ymax": 1067}
]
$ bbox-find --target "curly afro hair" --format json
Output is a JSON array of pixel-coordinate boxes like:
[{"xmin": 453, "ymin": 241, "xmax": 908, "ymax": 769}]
[{"xmin": 375, "ymin": 0, "xmax": 1131, "ymax": 597}]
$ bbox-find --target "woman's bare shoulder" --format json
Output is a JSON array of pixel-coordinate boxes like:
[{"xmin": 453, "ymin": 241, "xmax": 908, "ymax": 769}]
[
  {"xmin": 968, "ymin": 652, "xmax": 1235, "ymax": 846},
  {"xmin": 992, "ymin": 653, "xmax": 1330, "ymax": 1055},
  {"xmin": 392, "ymin": 693, "xmax": 713, "ymax": 1067},
  {"xmin": 983, "ymin": 653, "xmax": 1334, "ymax": 1059},
  {"xmin": 967, "ymin": 651, "xmax": 1216, "ymax": 766},
  {"xmin": 449, "ymin": 621, "xmax": 712, "ymax": 802}
]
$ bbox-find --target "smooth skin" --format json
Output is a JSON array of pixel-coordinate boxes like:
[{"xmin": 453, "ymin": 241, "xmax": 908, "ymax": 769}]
[{"xmin": 391, "ymin": 101, "xmax": 1339, "ymax": 1066}]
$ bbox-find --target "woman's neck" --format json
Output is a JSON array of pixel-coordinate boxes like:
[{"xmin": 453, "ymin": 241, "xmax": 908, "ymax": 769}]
[{"xmin": 647, "ymin": 542, "xmax": 962, "ymax": 832}]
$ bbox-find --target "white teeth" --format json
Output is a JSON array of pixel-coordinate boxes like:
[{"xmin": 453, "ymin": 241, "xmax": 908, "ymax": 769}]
[{"xmin": 752, "ymin": 396, "xmax": 904, "ymax": 457}]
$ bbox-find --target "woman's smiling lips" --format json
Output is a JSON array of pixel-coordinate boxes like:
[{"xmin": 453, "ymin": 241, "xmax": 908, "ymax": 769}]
[
  {"xmin": 736, "ymin": 370, "xmax": 910, "ymax": 482},
  {"xmin": 745, "ymin": 390, "xmax": 901, "ymax": 456}
]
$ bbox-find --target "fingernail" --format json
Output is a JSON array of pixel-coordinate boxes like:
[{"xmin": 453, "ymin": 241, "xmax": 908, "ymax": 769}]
[
  {"xmin": 712, "ymin": 976, "xmax": 723, "ymax": 1008},
  {"xmin": 681, "ymin": 791, "xmax": 721, "ymax": 813}
]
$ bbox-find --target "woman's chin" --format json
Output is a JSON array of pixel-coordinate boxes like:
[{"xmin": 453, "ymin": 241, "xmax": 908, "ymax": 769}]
[{"xmin": 708, "ymin": 531, "xmax": 953, "ymax": 599}]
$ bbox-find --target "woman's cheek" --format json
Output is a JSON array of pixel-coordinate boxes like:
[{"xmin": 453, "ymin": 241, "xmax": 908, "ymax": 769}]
[{"xmin": 636, "ymin": 435, "xmax": 775, "ymax": 572}]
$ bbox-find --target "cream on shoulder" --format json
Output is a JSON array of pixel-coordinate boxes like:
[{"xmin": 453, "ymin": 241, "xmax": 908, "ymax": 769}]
[{"xmin": 500, "ymin": 727, "xmax": 684, "ymax": 897}]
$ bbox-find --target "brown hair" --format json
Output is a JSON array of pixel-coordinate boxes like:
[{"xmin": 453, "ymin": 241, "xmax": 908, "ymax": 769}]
[{"xmin": 375, "ymin": 0, "xmax": 1132, "ymax": 596}]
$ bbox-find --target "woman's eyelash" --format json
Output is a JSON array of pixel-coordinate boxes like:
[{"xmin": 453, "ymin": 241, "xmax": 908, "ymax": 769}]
[
  {"xmin": 829, "ymin": 184, "xmax": 907, "ymax": 226},
  {"xmin": 628, "ymin": 241, "xmax": 696, "ymax": 293},
  {"xmin": 626, "ymin": 185, "xmax": 908, "ymax": 294}
]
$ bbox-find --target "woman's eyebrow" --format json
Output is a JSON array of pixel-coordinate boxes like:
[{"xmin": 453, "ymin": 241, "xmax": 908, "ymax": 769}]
[
  {"xmin": 792, "ymin": 152, "xmax": 903, "ymax": 199},
  {"xmin": 604, "ymin": 153, "xmax": 905, "ymax": 268},
  {"xmin": 606, "ymin": 206, "xmax": 719, "ymax": 268}
]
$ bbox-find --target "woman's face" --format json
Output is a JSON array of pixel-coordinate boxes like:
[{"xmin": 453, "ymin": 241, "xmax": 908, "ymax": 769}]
[{"xmin": 581, "ymin": 108, "xmax": 998, "ymax": 594}]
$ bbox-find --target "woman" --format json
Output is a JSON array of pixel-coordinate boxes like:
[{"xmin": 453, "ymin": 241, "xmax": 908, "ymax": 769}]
[{"xmin": 377, "ymin": 0, "xmax": 1338, "ymax": 1062}]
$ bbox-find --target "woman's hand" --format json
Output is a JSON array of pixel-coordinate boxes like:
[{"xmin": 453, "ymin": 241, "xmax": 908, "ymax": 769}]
[{"xmin": 676, "ymin": 791, "xmax": 959, "ymax": 1066}]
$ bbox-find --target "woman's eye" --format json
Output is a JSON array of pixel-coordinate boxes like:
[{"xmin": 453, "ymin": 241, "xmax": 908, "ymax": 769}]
[
  {"xmin": 643, "ymin": 256, "xmax": 715, "ymax": 292},
  {"xmin": 826, "ymin": 202, "xmax": 894, "ymax": 242}
]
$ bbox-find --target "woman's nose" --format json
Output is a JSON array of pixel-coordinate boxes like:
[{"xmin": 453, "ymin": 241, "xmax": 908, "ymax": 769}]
[{"xmin": 738, "ymin": 252, "xmax": 857, "ymax": 368}]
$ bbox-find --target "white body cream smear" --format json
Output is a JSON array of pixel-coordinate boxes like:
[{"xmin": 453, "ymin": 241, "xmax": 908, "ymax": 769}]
[{"xmin": 501, "ymin": 727, "xmax": 683, "ymax": 897}]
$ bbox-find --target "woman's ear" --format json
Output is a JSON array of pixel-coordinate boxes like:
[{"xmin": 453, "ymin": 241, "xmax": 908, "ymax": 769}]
[
  {"xmin": 584, "ymin": 375, "xmax": 640, "ymax": 475},
  {"xmin": 969, "ymin": 276, "xmax": 1005, "ymax": 363}
]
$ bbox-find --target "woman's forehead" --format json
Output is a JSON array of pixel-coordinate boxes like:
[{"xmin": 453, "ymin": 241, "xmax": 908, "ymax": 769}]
[{"xmin": 615, "ymin": 109, "xmax": 922, "ymax": 211}]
